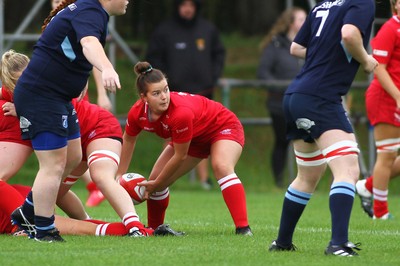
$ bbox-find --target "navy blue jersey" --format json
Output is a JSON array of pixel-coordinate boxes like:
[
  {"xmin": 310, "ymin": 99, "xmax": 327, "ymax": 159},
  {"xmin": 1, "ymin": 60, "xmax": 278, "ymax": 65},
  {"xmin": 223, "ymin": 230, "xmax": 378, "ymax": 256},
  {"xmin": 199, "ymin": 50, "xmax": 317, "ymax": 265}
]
[
  {"xmin": 286, "ymin": 0, "xmax": 375, "ymax": 101},
  {"xmin": 17, "ymin": 0, "xmax": 109, "ymax": 101}
]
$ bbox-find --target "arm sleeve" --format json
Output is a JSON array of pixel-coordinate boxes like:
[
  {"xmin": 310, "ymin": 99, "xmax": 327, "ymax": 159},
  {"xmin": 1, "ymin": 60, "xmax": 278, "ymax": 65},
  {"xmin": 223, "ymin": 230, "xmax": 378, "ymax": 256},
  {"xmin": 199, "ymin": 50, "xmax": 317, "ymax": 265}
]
[
  {"xmin": 257, "ymin": 45, "xmax": 276, "ymax": 80},
  {"xmin": 124, "ymin": 108, "xmax": 142, "ymax": 137},
  {"xmin": 371, "ymin": 22, "xmax": 396, "ymax": 64},
  {"xmin": 71, "ymin": 8, "xmax": 107, "ymax": 42},
  {"xmin": 170, "ymin": 108, "xmax": 194, "ymax": 144}
]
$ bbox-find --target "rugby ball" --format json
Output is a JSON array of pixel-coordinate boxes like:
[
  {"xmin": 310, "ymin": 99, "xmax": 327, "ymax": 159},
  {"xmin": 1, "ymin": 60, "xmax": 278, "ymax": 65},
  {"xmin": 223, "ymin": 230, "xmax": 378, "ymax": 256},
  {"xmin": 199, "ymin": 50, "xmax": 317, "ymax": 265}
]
[{"xmin": 118, "ymin": 173, "xmax": 147, "ymax": 204}]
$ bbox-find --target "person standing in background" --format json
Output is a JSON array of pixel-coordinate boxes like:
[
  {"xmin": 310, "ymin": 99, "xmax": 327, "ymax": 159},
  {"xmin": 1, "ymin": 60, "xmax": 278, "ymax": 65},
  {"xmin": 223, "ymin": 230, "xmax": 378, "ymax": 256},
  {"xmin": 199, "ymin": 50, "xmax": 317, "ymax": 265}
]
[
  {"xmin": 257, "ymin": 7, "xmax": 307, "ymax": 188},
  {"xmin": 356, "ymin": 0, "xmax": 400, "ymax": 220},
  {"xmin": 146, "ymin": 0, "xmax": 225, "ymax": 190}
]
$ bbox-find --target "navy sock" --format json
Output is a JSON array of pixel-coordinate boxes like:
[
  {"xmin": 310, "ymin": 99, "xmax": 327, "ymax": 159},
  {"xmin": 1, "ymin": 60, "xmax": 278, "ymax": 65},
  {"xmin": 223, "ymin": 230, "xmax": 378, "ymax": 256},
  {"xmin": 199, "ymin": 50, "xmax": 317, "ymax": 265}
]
[
  {"xmin": 35, "ymin": 215, "xmax": 56, "ymax": 238},
  {"xmin": 276, "ymin": 186, "xmax": 311, "ymax": 246},
  {"xmin": 21, "ymin": 191, "xmax": 34, "ymax": 220},
  {"xmin": 329, "ymin": 182, "xmax": 355, "ymax": 245}
]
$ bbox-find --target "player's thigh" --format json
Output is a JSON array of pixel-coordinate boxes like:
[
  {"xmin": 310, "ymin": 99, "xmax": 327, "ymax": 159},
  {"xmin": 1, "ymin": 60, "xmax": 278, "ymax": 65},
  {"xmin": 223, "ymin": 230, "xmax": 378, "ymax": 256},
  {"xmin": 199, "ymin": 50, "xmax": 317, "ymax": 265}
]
[
  {"xmin": 210, "ymin": 140, "xmax": 242, "ymax": 179},
  {"xmin": 0, "ymin": 142, "xmax": 32, "ymax": 181},
  {"xmin": 373, "ymin": 123, "xmax": 400, "ymax": 140}
]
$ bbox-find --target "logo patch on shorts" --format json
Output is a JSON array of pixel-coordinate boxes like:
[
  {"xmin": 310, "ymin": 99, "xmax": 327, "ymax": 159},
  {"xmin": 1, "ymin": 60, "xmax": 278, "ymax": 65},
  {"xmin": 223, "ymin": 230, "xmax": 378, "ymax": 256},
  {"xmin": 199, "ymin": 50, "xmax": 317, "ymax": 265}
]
[
  {"xmin": 296, "ymin": 118, "xmax": 315, "ymax": 132},
  {"xmin": 19, "ymin": 116, "xmax": 32, "ymax": 132},
  {"xmin": 62, "ymin": 115, "xmax": 68, "ymax": 128}
]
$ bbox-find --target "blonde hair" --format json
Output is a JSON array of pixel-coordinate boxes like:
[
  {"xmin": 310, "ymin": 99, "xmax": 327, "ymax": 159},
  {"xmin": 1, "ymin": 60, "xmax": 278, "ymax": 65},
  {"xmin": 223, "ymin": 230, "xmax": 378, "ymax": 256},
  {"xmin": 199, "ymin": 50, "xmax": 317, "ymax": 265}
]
[
  {"xmin": 259, "ymin": 7, "xmax": 305, "ymax": 50},
  {"xmin": 0, "ymin": 50, "xmax": 29, "ymax": 92}
]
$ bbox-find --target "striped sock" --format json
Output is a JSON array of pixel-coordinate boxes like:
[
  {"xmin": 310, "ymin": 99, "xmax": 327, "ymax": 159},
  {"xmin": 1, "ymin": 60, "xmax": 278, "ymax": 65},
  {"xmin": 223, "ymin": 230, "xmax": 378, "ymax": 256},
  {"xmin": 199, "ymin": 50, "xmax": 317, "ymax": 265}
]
[
  {"xmin": 276, "ymin": 186, "xmax": 311, "ymax": 246},
  {"xmin": 218, "ymin": 174, "xmax": 249, "ymax": 228},
  {"xmin": 329, "ymin": 182, "xmax": 355, "ymax": 245}
]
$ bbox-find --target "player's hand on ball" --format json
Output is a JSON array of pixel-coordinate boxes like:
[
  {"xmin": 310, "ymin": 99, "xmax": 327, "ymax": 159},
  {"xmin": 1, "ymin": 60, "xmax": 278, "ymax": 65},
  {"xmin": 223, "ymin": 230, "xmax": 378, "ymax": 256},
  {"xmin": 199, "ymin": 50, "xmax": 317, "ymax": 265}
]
[{"xmin": 138, "ymin": 180, "xmax": 157, "ymax": 200}]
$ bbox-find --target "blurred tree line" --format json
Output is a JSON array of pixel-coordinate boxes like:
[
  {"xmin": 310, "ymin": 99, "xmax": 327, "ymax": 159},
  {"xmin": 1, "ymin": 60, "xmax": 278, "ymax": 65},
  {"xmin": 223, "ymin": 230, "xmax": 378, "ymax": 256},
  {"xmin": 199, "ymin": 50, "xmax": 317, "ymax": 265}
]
[
  {"xmin": 3, "ymin": 0, "xmax": 392, "ymax": 41},
  {"xmin": 3, "ymin": 0, "xmax": 312, "ymax": 40}
]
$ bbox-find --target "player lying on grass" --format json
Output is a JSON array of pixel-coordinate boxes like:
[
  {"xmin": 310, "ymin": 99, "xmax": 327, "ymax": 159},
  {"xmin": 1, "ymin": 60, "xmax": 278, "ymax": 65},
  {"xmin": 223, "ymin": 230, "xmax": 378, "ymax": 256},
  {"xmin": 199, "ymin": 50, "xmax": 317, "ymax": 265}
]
[{"xmin": 1, "ymin": 180, "xmax": 181, "ymax": 237}]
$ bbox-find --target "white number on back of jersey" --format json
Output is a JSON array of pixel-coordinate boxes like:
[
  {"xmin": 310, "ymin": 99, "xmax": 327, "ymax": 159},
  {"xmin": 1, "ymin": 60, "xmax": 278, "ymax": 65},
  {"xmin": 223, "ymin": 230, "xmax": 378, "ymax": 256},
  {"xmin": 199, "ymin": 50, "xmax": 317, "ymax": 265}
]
[{"xmin": 315, "ymin": 10, "xmax": 329, "ymax": 37}]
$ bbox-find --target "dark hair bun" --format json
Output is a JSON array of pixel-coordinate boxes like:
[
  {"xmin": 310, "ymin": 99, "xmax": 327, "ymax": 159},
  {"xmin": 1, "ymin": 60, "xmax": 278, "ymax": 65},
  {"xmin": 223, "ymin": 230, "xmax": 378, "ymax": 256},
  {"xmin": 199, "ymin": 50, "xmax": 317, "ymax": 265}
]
[{"xmin": 134, "ymin": 61, "xmax": 152, "ymax": 75}]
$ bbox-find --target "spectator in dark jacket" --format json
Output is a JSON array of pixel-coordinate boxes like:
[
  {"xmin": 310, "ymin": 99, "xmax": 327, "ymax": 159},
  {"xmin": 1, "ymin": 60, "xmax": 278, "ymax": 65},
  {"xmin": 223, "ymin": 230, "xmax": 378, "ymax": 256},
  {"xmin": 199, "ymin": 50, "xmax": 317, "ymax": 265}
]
[
  {"xmin": 257, "ymin": 7, "xmax": 307, "ymax": 188},
  {"xmin": 146, "ymin": 0, "xmax": 225, "ymax": 189}
]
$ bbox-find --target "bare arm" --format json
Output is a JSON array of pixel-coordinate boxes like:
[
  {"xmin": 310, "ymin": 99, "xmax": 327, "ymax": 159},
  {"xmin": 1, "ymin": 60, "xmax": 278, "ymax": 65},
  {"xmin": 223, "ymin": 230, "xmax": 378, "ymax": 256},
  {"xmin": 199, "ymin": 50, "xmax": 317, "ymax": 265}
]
[
  {"xmin": 153, "ymin": 142, "xmax": 189, "ymax": 188},
  {"xmin": 92, "ymin": 67, "xmax": 113, "ymax": 111},
  {"xmin": 139, "ymin": 141, "xmax": 190, "ymax": 198},
  {"xmin": 116, "ymin": 133, "xmax": 138, "ymax": 179},
  {"xmin": 290, "ymin": 42, "xmax": 307, "ymax": 59},
  {"xmin": 80, "ymin": 36, "xmax": 120, "ymax": 93},
  {"xmin": 341, "ymin": 24, "xmax": 378, "ymax": 73},
  {"xmin": 374, "ymin": 64, "xmax": 400, "ymax": 108}
]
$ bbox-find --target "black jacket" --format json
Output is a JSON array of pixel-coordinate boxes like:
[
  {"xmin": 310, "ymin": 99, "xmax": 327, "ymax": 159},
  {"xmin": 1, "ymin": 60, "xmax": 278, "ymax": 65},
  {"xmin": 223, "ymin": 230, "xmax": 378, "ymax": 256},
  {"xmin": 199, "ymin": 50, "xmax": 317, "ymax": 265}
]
[{"xmin": 146, "ymin": 3, "xmax": 225, "ymax": 96}]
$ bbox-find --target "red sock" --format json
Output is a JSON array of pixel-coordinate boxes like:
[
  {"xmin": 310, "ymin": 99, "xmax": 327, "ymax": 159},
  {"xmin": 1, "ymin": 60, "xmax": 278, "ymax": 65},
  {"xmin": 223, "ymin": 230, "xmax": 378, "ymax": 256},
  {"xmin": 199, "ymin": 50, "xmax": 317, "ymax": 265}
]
[
  {"xmin": 86, "ymin": 182, "xmax": 98, "ymax": 192},
  {"xmin": 147, "ymin": 188, "xmax": 170, "ymax": 229},
  {"xmin": 374, "ymin": 200, "xmax": 388, "ymax": 218},
  {"xmin": 95, "ymin": 222, "xmax": 128, "ymax": 236},
  {"xmin": 373, "ymin": 187, "xmax": 389, "ymax": 218},
  {"xmin": 122, "ymin": 212, "xmax": 142, "ymax": 231},
  {"xmin": 122, "ymin": 212, "xmax": 153, "ymax": 236},
  {"xmin": 218, "ymin": 174, "xmax": 249, "ymax": 228},
  {"xmin": 365, "ymin": 176, "xmax": 373, "ymax": 193}
]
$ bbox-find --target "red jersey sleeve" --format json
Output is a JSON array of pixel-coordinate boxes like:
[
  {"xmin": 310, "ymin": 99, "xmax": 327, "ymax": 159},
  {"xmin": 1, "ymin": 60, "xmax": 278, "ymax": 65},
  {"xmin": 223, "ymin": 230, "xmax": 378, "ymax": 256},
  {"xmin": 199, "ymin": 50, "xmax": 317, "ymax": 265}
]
[
  {"xmin": 372, "ymin": 19, "xmax": 396, "ymax": 64},
  {"xmin": 125, "ymin": 101, "xmax": 144, "ymax": 137},
  {"xmin": 170, "ymin": 106, "xmax": 194, "ymax": 144},
  {"xmin": 1, "ymin": 86, "xmax": 13, "ymax": 102}
]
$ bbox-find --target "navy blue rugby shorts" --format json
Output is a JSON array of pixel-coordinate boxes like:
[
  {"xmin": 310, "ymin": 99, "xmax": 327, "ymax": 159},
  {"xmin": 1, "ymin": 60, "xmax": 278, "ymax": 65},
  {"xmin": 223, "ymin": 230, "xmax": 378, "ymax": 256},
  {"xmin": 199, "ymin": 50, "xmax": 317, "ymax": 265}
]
[
  {"xmin": 14, "ymin": 87, "xmax": 80, "ymax": 150},
  {"xmin": 283, "ymin": 93, "xmax": 353, "ymax": 143}
]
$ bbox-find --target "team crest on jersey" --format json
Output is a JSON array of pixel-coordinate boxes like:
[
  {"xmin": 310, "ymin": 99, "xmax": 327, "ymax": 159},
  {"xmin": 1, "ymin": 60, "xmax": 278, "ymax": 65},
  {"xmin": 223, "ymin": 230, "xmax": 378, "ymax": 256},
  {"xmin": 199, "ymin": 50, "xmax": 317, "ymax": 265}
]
[
  {"xmin": 19, "ymin": 116, "xmax": 31, "ymax": 132},
  {"xmin": 296, "ymin": 118, "xmax": 315, "ymax": 132},
  {"xmin": 62, "ymin": 115, "xmax": 68, "ymax": 128},
  {"xmin": 161, "ymin": 122, "xmax": 169, "ymax": 131},
  {"xmin": 220, "ymin": 129, "xmax": 232, "ymax": 135},
  {"xmin": 68, "ymin": 3, "xmax": 77, "ymax": 11}
]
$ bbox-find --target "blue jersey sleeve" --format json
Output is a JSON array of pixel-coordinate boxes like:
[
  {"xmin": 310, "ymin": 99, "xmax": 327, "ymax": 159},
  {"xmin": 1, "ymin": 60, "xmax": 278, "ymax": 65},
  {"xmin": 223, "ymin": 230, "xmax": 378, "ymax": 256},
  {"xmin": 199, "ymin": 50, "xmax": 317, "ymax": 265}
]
[
  {"xmin": 343, "ymin": 0, "xmax": 375, "ymax": 40},
  {"xmin": 293, "ymin": 12, "xmax": 312, "ymax": 48},
  {"xmin": 71, "ymin": 8, "xmax": 108, "ymax": 43}
]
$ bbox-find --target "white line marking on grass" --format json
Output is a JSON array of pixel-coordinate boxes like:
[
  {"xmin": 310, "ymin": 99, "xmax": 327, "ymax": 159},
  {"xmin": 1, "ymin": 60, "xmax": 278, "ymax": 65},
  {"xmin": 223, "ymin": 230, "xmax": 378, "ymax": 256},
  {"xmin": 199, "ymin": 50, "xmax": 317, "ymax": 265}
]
[{"xmin": 265, "ymin": 225, "xmax": 400, "ymax": 237}]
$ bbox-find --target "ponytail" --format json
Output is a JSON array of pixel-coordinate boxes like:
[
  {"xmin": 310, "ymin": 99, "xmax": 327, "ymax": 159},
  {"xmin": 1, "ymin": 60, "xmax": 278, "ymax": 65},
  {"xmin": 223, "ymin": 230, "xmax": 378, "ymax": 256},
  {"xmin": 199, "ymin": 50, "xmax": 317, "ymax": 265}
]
[{"xmin": 42, "ymin": 0, "xmax": 77, "ymax": 32}]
